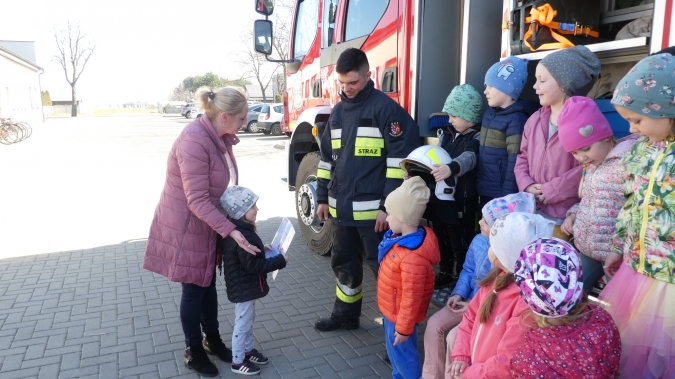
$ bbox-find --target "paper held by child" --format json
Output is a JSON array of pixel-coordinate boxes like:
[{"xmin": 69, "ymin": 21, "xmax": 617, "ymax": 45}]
[{"xmin": 265, "ymin": 217, "xmax": 295, "ymax": 279}]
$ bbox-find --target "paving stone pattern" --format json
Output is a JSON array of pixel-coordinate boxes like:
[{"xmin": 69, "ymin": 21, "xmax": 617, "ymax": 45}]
[{"xmin": 0, "ymin": 216, "xmax": 434, "ymax": 379}]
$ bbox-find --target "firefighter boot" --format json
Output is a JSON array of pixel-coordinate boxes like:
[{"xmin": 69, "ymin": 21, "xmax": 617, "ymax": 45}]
[{"xmin": 314, "ymin": 314, "xmax": 360, "ymax": 331}]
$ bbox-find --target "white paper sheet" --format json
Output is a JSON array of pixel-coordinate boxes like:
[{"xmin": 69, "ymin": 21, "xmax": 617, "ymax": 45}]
[{"xmin": 265, "ymin": 217, "xmax": 295, "ymax": 279}]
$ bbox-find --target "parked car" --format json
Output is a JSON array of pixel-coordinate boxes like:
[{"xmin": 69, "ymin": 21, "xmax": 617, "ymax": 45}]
[
  {"xmin": 181, "ymin": 103, "xmax": 196, "ymax": 118},
  {"xmin": 244, "ymin": 104, "xmax": 265, "ymax": 133},
  {"xmin": 257, "ymin": 103, "xmax": 284, "ymax": 136},
  {"xmin": 189, "ymin": 108, "xmax": 204, "ymax": 119}
]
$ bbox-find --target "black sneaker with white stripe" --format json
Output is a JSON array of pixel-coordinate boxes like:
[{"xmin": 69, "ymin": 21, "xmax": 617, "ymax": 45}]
[
  {"xmin": 231, "ymin": 360, "xmax": 261, "ymax": 375},
  {"xmin": 245, "ymin": 349, "xmax": 269, "ymax": 365}
]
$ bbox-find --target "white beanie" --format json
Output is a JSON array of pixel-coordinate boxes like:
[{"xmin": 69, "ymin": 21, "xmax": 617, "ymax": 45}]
[
  {"xmin": 489, "ymin": 213, "xmax": 555, "ymax": 273},
  {"xmin": 384, "ymin": 177, "xmax": 429, "ymax": 226}
]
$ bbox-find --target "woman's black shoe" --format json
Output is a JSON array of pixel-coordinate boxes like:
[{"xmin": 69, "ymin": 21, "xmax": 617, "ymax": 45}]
[
  {"xmin": 184, "ymin": 345, "xmax": 218, "ymax": 377},
  {"xmin": 203, "ymin": 332, "xmax": 233, "ymax": 362}
]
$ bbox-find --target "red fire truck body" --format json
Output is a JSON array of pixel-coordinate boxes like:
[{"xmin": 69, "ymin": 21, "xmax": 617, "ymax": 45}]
[{"xmin": 256, "ymin": 0, "xmax": 674, "ymax": 255}]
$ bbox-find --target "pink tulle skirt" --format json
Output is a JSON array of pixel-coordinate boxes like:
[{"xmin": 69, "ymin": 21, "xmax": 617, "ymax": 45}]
[{"xmin": 599, "ymin": 264, "xmax": 675, "ymax": 379}]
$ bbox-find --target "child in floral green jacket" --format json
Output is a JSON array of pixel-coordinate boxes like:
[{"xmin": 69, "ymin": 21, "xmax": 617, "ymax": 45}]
[{"xmin": 601, "ymin": 53, "xmax": 675, "ymax": 378}]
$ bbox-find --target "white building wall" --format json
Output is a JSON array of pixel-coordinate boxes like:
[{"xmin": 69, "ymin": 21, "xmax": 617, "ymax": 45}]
[{"xmin": 0, "ymin": 54, "xmax": 43, "ymax": 125}]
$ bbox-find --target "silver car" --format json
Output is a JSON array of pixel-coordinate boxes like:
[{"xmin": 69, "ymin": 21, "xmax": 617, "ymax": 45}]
[{"xmin": 244, "ymin": 103, "xmax": 264, "ymax": 132}]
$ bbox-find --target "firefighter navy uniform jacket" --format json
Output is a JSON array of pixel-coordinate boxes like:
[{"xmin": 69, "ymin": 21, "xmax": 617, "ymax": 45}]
[{"xmin": 316, "ymin": 80, "xmax": 420, "ymax": 227}]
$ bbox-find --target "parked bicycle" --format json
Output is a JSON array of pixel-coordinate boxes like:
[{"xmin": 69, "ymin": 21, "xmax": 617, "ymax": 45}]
[{"xmin": 0, "ymin": 118, "xmax": 32, "ymax": 145}]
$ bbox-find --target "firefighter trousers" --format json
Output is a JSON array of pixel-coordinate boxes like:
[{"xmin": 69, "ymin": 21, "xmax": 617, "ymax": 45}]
[{"xmin": 330, "ymin": 223, "xmax": 383, "ymax": 320}]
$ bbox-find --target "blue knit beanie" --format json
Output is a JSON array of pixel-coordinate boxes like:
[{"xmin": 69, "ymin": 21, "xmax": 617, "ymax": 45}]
[
  {"xmin": 612, "ymin": 53, "xmax": 675, "ymax": 118},
  {"xmin": 442, "ymin": 84, "xmax": 483, "ymax": 123},
  {"xmin": 484, "ymin": 57, "xmax": 529, "ymax": 100}
]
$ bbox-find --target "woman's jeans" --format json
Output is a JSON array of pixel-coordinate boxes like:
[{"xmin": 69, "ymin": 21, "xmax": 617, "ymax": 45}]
[
  {"xmin": 422, "ymin": 305, "xmax": 465, "ymax": 379},
  {"xmin": 180, "ymin": 273, "xmax": 219, "ymax": 347},
  {"xmin": 580, "ymin": 253, "xmax": 605, "ymax": 293}
]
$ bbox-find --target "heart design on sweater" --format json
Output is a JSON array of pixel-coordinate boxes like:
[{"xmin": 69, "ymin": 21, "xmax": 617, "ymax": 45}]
[{"xmin": 579, "ymin": 125, "xmax": 594, "ymax": 137}]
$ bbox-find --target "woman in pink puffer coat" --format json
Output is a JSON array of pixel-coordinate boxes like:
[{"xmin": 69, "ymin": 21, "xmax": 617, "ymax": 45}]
[{"xmin": 143, "ymin": 86, "xmax": 258, "ymax": 377}]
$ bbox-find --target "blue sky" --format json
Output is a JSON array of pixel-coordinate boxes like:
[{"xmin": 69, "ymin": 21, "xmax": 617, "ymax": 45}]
[{"xmin": 1, "ymin": 0, "xmax": 285, "ymax": 105}]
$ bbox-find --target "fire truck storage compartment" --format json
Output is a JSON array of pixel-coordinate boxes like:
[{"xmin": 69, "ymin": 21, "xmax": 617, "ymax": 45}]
[
  {"xmin": 414, "ymin": 0, "xmax": 502, "ymax": 137},
  {"xmin": 509, "ymin": 0, "xmax": 604, "ymax": 55},
  {"xmin": 509, "ymin": 0, "xmax": 654, "ymax": 55}
]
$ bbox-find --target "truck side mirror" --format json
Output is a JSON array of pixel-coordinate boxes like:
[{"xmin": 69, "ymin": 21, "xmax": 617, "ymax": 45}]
[
  {"xmin": 254, "ymin": 20, "xmax": 274, "ymax": 55},
  {"xmin": 254, "ymin": 0, "xmax": 275, "ymax": 16}
]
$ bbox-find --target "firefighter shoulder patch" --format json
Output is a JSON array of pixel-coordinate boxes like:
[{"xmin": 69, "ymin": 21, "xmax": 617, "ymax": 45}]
[{"xmin": 389, "ymin": 122, "xmax": 402, "ymax": 137}]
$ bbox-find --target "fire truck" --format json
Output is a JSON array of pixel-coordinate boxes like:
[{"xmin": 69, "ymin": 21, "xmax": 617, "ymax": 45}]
[{"xmin": 253, "ymin": 0, "xmax": 672, "ymax": 256}]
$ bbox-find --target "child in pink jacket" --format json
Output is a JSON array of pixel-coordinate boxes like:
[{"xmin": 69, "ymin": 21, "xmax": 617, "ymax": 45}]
[
  {"xmin": 557, "ymin": 96, "xmax": 638, "ymax": 292},
  {"xmin": 448, "ymin": 212, "xmax": 554, "ymax": 379},
  {"xmin": 515, "ymin": 46, "xmax": 601, "ymax": 238}
]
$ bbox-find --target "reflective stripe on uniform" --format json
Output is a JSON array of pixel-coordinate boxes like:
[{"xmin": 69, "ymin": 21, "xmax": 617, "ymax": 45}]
[
  {"xmin": 331, "ymin": 129, "xmax": 342, "ymax": 149},
  {"xmin": 356, "ymin": 127, "xmax": 382, "ymax": 138},
  {"xmin": 353, "ymin": 210, "xmax": 379, "ymax": 220},
  {"xmin": 386, "ymin": 158, "xmax": 404, "ymax": 179},
  {"xmin": 317, "ymin": 160, "xmax": 331, "ymax": 179},
  {"xmin": 331, "ymin": 129, "xmax": 342, "ymax": 139},
  {"xmin": 352, "ymin": 200, "xmax": 380, "ymax": 211},
  {"xmin": 386, "ymin": 168, "xmax": 404, "ymax": 179},
  {"xmin": 336, "ymin": 286, "xmax": 363, "ymax": 303},
  {"xmin": 337, "ymin": 281, "xmax": 362, "ymax": 296},
  {"xmin": 355, "ymin": 137, "xmax": 384, "ymax": 148},
  {"xmin": 353, "ymin": 199, "xmax": 380, "ymax": 220},
  {"xmin": 386, "ymin": 158, "xmax": 403, "ymax": 168},
  {"xmin": 329, "ymin": 196, "xmax": 337, "ymax": 218},
  {"xmin": 355, "ymin": 127, "xmax": 384, "ymax": 156}
]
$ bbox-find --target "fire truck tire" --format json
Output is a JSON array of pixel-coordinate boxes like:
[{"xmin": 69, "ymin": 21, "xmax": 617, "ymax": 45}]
[{"xmin": 295, "ymin": 152, "xmax": 332, "ymax": 257}]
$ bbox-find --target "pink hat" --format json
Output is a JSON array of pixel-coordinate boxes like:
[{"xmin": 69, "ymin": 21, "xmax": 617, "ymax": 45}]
[{"xmin": 558, "ymin": 96, "xmax": 613, "ymax": 153}]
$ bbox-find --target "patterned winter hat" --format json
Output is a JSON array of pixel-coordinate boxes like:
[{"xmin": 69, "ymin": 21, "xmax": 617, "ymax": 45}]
[
  {"xmin": 219, "ymin": 186, "xmax": 259, "ymax": 220},
  {"xmin": 484, "ymin": 57, "xmax": 529, "ymax": 100},
  {"xmin": 442, "ymin": 84, "xmax": 483, "ymax": 123},
  {"xmin": 611, "ymin": 53, "xmax": 675, "ymax": 119},
  {"xmin": 515, "ymin": 238, "xmax": 584, "ymax": 318},
  {"xmin": 481, "ymin": 192, "xmax": 536, "ymax": 227}
]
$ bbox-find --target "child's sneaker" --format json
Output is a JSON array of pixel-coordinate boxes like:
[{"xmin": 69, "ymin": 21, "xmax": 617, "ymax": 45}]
[
  {"xmin": 231, "ymin": 360, "xmax": 261, "ymax": 376},
  {"xmin": 245, "ymin": 349, "xmax": 269, "ymax": 365}
]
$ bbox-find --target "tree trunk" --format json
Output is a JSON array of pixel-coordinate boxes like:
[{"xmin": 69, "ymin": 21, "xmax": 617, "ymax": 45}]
[{"xmin": 71, "ymin": 85, "xmax": 77, "ymax": 117}]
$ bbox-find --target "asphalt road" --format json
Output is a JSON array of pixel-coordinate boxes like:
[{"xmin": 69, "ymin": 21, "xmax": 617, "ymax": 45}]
[{"xmin": 0, "ymin": 114, "xmax": 296, "ymax": 260}]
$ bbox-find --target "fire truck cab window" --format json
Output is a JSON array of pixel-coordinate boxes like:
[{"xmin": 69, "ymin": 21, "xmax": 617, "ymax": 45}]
[
  {"xmin": 293, "ymin": 0, "xmax": 320, "ymax": 58},
  {"xmin": 344, "ymin": 0, "xmax": 389, "ymax": 41},
  {"xmin": 322, "ymin": 0, "xmax": 339, "ymax": 48}
]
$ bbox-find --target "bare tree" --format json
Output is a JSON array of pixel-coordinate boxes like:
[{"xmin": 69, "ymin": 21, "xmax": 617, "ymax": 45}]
[
  {"xmin": 270, "ymin": 0, "xmax": 293, "ymax": 98},
  {"xmin": 53, "ymin": 22, "xmax": 95, "ymax": 117},
  {"xmin": 236, "ymin": 32, "xmax": 278, "ymax": 102}
]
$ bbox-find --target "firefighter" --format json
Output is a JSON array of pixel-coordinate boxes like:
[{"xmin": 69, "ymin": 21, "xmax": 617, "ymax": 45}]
[{"xmin": 314, "ymin": 48, "xmax": 420, "ymax": 331}]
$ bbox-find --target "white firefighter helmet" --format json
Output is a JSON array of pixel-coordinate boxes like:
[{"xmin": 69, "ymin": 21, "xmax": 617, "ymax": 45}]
[{"xmin": 400, "ymin": 145, "xmax": 456, "ymax": 201}]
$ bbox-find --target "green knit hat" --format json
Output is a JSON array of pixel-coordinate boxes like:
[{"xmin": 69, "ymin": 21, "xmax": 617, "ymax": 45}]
[{"xmin": 442, "ymin": 84, "xmax": 483, "ymax": 123}]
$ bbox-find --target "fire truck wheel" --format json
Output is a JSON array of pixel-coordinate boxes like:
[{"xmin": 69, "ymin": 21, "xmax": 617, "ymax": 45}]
[{"xmin": 295, "ymin": 152, "xmax": 332, "ymax": 257}]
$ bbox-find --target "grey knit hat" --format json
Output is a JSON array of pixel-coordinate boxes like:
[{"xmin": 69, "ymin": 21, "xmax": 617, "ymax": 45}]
[
  {"xmin": 219, "ymin": 186, "xmax": 259, "ymax": 220},
  {"xmin": 540, "ymin": 46, "xmax": 601, "ymax": 96}
]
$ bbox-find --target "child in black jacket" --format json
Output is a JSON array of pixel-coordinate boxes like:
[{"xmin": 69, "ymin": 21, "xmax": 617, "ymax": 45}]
[
  {"xmin": 430, "ymin": 84, "xmax": 482, "ymax": 288},
  {"xmin": 220, "ymin": 186, "xmax": 289, "ymax": 376}
]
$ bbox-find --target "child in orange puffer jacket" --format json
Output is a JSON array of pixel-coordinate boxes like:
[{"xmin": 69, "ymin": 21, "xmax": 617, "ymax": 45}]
[{"xmin": 377, "ymin": 176, "xmax": 440, "ymax": 379}]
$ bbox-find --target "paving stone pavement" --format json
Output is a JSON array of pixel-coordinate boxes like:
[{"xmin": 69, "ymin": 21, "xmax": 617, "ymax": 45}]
[{"xmin": 0, "ymin": 216, "xmax": 438, "ymax": 379}]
